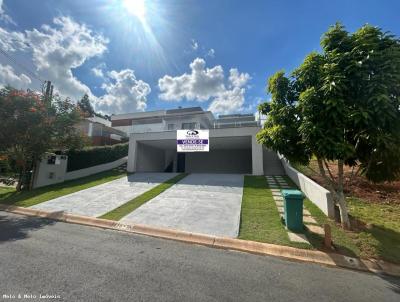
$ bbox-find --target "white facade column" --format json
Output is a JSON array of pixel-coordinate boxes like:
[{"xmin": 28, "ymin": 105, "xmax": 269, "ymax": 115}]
[
  {"xmin": 88, "ymin": 122, "xmax": 93, "ymax": 137},
  {"xmin": 127, "ymin": 135, "xmax": 137, "ymax": 173},
  {"xmin": 251, "ymin": 135, "xmax": 264, "ymax": 175}
]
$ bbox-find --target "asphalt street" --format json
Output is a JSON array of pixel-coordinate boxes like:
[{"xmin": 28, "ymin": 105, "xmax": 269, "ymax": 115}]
[{"xmin": 0, "ymin": 212, "xmax": 399, "ymax": 302}]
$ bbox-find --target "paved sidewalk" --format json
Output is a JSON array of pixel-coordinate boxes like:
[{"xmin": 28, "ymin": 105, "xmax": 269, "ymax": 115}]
[
  {"xmin": 122, "ymin": 173, "xmax": 244, "ymax": 237},
  {"xmin": 30, "ymin": 173, "xmax": 177, "ymax": 217},
  {"xmin": 266, "ymin": 176, "xmax": 324, "ymax": 244}
]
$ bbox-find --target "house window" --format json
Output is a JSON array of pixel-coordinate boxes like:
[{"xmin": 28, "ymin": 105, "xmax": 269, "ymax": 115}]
[
  {"xmin": 47, "ymin": 155, "xmax": 56, "ymax": 165},
  {"xmin": 167, "ymin": 124, "xmax": 175, "ymax": 130},
  {"xmin": 181, "ymin": 122, "xmax": 197, "ymax": 129}
]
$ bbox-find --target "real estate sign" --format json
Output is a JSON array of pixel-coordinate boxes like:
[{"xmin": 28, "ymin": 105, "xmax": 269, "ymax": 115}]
[{"xmin": 177, "ymin": 130, "xmax": 209, "ymax": 152}]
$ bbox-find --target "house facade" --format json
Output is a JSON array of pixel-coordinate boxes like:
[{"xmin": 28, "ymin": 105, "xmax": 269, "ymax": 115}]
[
  {"xmin": 111, "ymin": 107, "xmax": 284, "ymax": 175},
  {"xmin": 76, "ymin": 116, "xmax": 127, "ymax": 146}
]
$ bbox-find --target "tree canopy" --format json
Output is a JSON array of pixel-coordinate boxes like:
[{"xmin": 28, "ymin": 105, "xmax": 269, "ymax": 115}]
[
  {"xmin": 0, "ymin": 86, "xmax": 85, "ymax": 190},
  {"xmin": 77, "ymin": 93, "xmax": 111, "ymax": 121},
  {"xmin": 257, "ymin": 23, "xmax": 400, "ymax": 228},
  {"xmin": 77, "ymin": 94, "xmax": 95, "ymax": 117}
]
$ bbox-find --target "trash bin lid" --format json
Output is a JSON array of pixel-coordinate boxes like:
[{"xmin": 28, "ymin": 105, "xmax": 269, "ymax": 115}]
[{"xmin": 281, "ymin": 189, "xmax": 303, "ymax": 198}]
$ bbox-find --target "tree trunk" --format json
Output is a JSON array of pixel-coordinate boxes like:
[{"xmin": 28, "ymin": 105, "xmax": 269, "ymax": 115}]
[
  {"xmin": 337, "ymin": 160, "xmax": 351, "ymax": 229},
  {"xmin": 317, "ymin": 157, "xmax": 351, "ymax": 229},
  {"xmin": 16, "ymin": 165, "xmax": 25, "ymax": 192},
  {"xmin": 28, "ymin": 158, "xmax": 36, "ymax": 191},
  {"xmin": 337, "ymin": 190, "xmax": 351, "ymax": 229}
]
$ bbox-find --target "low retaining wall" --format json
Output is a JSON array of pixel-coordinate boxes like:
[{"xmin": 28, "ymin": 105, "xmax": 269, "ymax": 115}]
[
  {"xmin": 65, "ymin": 157, "xmax": 127, "ymax": 181},
  {"xmin": 278, "ymin": 154, "xmax": 335, "ymax": 218},
  {"xmin": 33, "ymin": 156, "xmax": 127, "ymax": 188}
]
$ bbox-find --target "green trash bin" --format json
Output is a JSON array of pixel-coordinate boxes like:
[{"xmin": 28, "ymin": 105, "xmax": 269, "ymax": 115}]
[{"xmin": 281, "ymin": 189, "xmax": 304, "ymax": 232}]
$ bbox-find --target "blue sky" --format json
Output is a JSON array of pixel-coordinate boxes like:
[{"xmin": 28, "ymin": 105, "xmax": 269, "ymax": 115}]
[{"xmin": 0, "ymin": 0, "xmax": 399, "ymax": 116}]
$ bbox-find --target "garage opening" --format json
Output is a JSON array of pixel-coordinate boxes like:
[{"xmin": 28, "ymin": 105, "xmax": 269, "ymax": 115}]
[{"xmin": 135, "ymin": 136, "xmax": 252, "ymax": 174}]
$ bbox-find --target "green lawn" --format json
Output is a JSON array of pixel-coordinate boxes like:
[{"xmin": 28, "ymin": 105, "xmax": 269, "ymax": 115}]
[
  {"xmin": 292, "ymin": 161, "xmax": 400, "ymax": 263},
  {"xmin": 0, "ymin": 186, "xmax": 16, "ymax": 197},
  {"xmin": 0, "ymin": 169, "xmax": 126, "ymax": 208},
  {"xmin": 238, "ymin": 175, "xmax": 378, "ymax": 256},
  {"xmin": 100, "ymin": 173, "xmax": 188, "ymax": 221},
  {"xmin": 303, "ymin": 198, "xmax": 361, "ymax": 257},
  {"xmin": 303, "ymin": 197, "xmax": 400, "ymax": 263},
  {"xmin": 238, "ymin": 176, "xmax": 311, "ymax": 249},
  {"xmin": 347, "ymin": 197, "xmax": 400, "ymax": 263}
]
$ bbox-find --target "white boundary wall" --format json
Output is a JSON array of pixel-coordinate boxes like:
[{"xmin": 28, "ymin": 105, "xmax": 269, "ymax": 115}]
[
  {"xmin": 278, "ymin": 154, "xmax": 335, "ymax": 218},
  {"xmin": 65, "ymin": 157, "xmax": 127, "ymax": 181}
]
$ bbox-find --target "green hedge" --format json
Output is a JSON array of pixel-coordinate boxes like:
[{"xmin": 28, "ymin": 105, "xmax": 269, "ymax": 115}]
[{"xmin": 66, "ymin": 143, "xmax": 128, "ymax": 172}]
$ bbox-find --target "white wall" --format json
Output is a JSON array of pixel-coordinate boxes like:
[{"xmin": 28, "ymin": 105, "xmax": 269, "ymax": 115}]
[
  {"xmin": 278, "ymin": 154, "xmax": 335, "ymax": 218},
  {"xmin": 113, "ymin": 125, "xmax": 132, "ymax": 134},
  {"xmin": 33, "ymin": 156, "xmax": 127, "ymax": 188},
  {"xmin": 33, "ymin": 155, "xmax": 68, "ymax": 188},
  {"xmin": 251, "ymin": 135, "xmax": 264, "ymax": 175},
  {"xmin": 131, "ymin": 123, "xmax": 165, "ymax": 133}
]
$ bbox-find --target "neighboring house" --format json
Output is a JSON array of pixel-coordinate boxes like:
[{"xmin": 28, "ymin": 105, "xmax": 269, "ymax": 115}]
[
  {"xmin": 76, "ymin": 116, "xmax": 127, "ymax": 146},
  {"xmin": 111, "ymin": 107, "xmax": 284, "ymax": 175}
]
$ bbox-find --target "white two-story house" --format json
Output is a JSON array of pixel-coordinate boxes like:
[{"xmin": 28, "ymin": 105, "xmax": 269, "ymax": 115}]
[{"xmin": 111, "ymin": 107, "xmax": 283, "ymax": 175}]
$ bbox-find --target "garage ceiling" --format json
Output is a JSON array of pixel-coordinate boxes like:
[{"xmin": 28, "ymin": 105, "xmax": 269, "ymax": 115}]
[{"xmin": 139, "ymin": 136, "xmax": 251, "ymax": 150}]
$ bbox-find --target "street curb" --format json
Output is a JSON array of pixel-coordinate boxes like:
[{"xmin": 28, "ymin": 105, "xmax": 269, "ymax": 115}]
[{"xmin": 1, "ymin": 205, "xmax": 399, "ymax": 277}]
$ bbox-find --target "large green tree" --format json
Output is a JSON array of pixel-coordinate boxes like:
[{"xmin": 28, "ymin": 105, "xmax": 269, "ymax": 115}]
[
  {"xmin": 0, "ymin": 87, "xmax": 85, "ymax": 190},
  {"xmin": 257, "ymin": 24, "xmax": 400, "ymax": 228},
  {"xmin": 77, "ymin": 93, "xmax": 110, "ymax": 121},
  {"xmin": 77, "ymin": 93, "xmax": 95, "ymax": 117}
]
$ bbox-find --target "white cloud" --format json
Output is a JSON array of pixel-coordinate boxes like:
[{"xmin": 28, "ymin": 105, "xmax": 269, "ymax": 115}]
[
  {"xmin": 95, "ymin": 69, "xmax": 151, "ymax": 114},
  {"xmin": 158, "ymin": 57, "xmax": 251, "ymax": 115},
  {"xmin": 0, "ymin": 63, "xmax": 31, "ymax": 89},
  {"xmin": 0, "ymin": 17, "xmax": 152, "ymax": 115},
  {"xmin": 229, "ymin": 68, "xmax": 250, "ymax": 88},
  {"xmin": 91, "ymin": 67, "xmax": 104, "ymax": 78},
  {"xmin": 206, "ymin": 48, "xmax": 215, "ymax": 58},
  {"xmin": 0, "ymin": 0, "xmax": 15, "ymax": 25},
  {"xmin": 207, "ymin": 87, "xmax": 245, "ymax": 115},
  {"xmin": 190, "ymin": 39, "xmax": 198, "ymax": 50},
  {"xmin": 25, "ymin": 16, "xmax": 109, "ymax": 100},
  {"xmin": 0, "ymin": 27, "xmax": 26, "ymax": 52},
  {"xmin": 159, "ymin": 58, "xmax": 225, "ymax": 101}
]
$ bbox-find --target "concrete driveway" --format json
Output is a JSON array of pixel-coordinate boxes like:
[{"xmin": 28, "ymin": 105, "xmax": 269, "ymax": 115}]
[
  {"xmin": 121, "ymin": 173, "xmax": 244, "ymax": 237},
  {"xmin": 30, "ymin": 173, "xmax": 177, "ymax": 217}
]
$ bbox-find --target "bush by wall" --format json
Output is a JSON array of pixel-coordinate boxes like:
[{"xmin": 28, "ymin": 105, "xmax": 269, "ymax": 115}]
[{"xmin": 66, "ymin": 143, "xmax": 128, "ymax": 172}]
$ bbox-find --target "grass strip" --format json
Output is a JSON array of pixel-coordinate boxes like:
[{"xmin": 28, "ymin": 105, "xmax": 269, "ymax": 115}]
[
  {"xmin": 99, "ymin": 173, "xmax": 188, "ymax": 221},
  {"xmin": 0, "ymin": 169, "xmax": 126, "ymax": 208},
  {"xmin": 239, "ymin": 176, "xmax": 311, "ymax": 249}
]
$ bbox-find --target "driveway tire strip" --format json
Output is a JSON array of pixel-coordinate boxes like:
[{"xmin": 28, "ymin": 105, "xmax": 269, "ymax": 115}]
[
  {"xmin": 266, "ymin": 176, "xmax": 322, "ymax": 245},
  {"xmin": 1, "ymin": 204, "xmax": 399, "ymax": 277}
]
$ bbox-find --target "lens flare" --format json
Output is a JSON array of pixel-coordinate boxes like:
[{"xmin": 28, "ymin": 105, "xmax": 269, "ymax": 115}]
[{"xmin": 123, "ymin": 0, "xmax": 146, "ymax": 23}]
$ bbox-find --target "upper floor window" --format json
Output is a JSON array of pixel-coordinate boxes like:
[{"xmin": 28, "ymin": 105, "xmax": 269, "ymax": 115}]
[
  {"xmin": 167, "ymin": 123, "xmax": 175, "ymax": 130},
  {"xmin": 181, "ymin": 122, "xmax": 197, "ymax": 129}
]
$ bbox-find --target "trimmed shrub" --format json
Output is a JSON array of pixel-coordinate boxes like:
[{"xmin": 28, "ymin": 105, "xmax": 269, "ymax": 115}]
[{"xmin": 66, "ymin": 143, "xmax": 128, "ymax": 172}]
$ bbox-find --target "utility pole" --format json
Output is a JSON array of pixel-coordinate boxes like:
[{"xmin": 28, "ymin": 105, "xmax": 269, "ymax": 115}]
[{"xmin": 44, "ymin": 81, "xmax": 53, "ymax": 104}]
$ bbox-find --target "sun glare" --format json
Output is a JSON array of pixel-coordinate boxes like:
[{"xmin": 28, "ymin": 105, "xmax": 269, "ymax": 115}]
[{"xmin": 123, "ymin": 0, "xmax": 146, "ymax": 22}]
